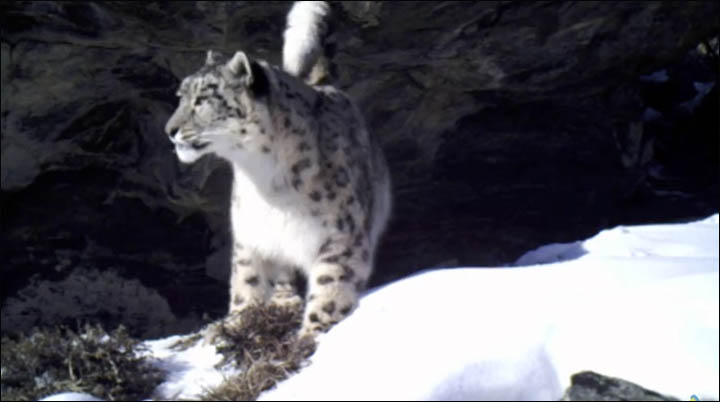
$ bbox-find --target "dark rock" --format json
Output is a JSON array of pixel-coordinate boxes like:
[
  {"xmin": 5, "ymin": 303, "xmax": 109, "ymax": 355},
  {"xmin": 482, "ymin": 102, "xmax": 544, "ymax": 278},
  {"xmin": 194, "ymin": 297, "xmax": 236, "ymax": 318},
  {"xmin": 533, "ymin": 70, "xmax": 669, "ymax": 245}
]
[
  {"xmin": 1, "ymin": 1, "xmax": 717, "ymax": 336},
  {"xmin": 563, "ymin": 371, "xmax": 678, "ymax": 401}
]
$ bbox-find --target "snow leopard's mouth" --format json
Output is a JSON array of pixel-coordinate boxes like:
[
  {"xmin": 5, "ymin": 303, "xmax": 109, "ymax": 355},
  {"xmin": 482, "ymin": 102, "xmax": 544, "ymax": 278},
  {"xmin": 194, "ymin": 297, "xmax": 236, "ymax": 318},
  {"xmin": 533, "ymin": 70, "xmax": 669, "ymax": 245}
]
[
  {"xmin": 171, "ymin": 137, "xmax": 210, "ymax": 151},
  {"xmin": 189, "ymin": 142, "xmax": 210, "ymax": 151},
  {"xmin": 172, "ymin": 137, "xmax": 212, "ymax": 164}
]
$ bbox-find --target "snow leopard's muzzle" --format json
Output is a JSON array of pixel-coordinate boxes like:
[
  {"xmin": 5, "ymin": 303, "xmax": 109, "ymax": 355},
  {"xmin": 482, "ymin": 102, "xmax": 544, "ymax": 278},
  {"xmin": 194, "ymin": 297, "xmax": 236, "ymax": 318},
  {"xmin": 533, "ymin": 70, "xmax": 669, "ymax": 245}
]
[
  {"xmin": 165, "ymin": 118, "xmax": 211, "ymax": 164},
  {"xmin": 165, "ymin": 95, "xmax": 215, "ymax": 163}
]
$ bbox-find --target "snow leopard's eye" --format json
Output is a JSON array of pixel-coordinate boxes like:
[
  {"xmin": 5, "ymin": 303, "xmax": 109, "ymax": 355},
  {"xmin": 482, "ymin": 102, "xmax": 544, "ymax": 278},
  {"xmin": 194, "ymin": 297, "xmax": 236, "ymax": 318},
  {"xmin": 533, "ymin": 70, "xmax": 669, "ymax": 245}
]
[{"xmin": 194, "ymin": 96, "xmax": 209, "ymax": 106}]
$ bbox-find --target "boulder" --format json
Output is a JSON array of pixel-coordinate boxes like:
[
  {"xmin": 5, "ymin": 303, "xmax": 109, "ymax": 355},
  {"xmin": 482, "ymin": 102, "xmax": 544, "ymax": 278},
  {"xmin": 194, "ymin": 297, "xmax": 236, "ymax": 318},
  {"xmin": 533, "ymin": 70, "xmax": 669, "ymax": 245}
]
[{"xmin": 564, "ymin": 371, "xmax": 678, "ymax": 401}]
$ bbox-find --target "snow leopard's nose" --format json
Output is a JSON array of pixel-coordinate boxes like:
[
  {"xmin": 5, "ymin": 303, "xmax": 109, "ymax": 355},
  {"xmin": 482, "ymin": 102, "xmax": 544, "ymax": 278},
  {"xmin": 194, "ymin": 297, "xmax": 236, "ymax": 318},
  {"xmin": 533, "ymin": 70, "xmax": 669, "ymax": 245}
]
[
  {"xmin": 165, "ymin": 119, "xmax": 177, "ymax": 136},
  {"xmin": 167, "ymin": 127, "xmax": 179, "ymax": 138},
  {"xmin": 165, "ymin": 111, "xmax": 183, "ymax": 139},
  {"xmin": 165, "ymin": 120, "xmax": 181, "ymax": 140}
]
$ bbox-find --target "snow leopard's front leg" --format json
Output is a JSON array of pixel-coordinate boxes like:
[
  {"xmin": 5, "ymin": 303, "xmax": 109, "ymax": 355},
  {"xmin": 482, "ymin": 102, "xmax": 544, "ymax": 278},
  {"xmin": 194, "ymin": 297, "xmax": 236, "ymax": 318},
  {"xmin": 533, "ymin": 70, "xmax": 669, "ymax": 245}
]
[
  {"xmin": 228, "ymin": 241, "xmax": 271, "ymax": 314},
  {"xmin": 301, "ymin": 238, "xmax": 370, "ymax": 336},
  {"xmin": 203, "ymin": 241, "xmax": 271, "ymax": 344}
]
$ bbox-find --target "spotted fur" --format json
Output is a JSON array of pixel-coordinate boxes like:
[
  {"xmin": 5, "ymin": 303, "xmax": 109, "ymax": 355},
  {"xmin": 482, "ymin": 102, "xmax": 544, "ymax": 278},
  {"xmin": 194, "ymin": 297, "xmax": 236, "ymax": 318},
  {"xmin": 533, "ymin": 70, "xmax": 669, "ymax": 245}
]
[{"xmin": 165, "ymin": 24, "xmax": 391, "ymax": 336}]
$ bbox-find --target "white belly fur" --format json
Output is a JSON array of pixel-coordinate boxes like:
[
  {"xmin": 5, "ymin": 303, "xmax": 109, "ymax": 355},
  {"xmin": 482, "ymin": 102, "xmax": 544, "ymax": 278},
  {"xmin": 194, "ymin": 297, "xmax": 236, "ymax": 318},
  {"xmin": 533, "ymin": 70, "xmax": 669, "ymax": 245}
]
[{"xmin": 231, "ymin": 170, "xmax": 323, "ymax": 271}]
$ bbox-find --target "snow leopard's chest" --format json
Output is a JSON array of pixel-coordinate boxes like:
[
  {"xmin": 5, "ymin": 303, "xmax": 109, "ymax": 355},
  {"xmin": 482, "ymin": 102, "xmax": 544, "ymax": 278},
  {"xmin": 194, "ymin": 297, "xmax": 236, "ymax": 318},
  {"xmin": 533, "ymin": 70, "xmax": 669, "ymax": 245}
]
[{"xmin": 230, "ymin": 172, "xmax": 325, "ymax": 270}]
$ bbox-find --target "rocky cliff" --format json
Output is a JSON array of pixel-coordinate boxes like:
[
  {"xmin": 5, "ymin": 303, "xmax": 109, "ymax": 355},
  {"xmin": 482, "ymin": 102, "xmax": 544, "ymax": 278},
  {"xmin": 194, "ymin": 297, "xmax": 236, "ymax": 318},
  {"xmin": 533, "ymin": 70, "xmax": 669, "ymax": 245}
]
[{"xmin": 1, "ymin": 1, "xmax": 717, "ymax": 337}]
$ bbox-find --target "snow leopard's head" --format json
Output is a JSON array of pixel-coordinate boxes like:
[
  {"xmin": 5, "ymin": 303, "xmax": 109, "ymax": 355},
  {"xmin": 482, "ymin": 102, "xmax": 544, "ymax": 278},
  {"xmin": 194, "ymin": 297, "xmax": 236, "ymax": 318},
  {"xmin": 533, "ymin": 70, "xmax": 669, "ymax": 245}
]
[{"xmin": 165, "ymin": 50, "xmax": 270, "ymax": 164}]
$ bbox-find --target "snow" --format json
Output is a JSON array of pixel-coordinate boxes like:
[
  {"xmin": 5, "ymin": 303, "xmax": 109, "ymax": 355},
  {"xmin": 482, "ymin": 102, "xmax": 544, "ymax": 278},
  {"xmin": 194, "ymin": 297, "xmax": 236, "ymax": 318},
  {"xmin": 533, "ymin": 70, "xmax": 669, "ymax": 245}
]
[
  {"xmin": 40, "ymin": 393, "xmax": 104, "ymax": 402},
  {"xmin": 142, "ymin": 335, "xmax": 239, "ymax": 400},
  {"xmin": 40, "ymin": 214, "xmax": 719, "ymax": 401},
  {"xmin": 260, "ymin": 214, "xmax": 718, "ymax": 401}
]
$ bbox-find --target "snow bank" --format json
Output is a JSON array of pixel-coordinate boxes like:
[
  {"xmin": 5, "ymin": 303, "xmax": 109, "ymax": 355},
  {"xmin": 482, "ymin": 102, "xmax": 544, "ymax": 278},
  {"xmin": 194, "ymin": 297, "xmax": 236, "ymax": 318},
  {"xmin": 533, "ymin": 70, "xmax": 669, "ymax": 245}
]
[
  {"xmin": 260, "ymin": 215, "xmax": 718, "ymax": 400},
  {"xmin": 41, "ymin": 214, "xmax": 719, "ymax": 401}
]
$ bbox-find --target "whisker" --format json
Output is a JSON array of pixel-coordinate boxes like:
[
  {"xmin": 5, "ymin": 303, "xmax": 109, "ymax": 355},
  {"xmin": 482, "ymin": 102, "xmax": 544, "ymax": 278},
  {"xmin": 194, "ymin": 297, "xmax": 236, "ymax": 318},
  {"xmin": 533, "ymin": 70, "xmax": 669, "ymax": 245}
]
[
  {"xmin": 176, "ymin": 129, "xmax": 237, "ymax": 144},
  {"xmin": 197, "ymin": 131, "xmax": 235, "ymax": 140}
]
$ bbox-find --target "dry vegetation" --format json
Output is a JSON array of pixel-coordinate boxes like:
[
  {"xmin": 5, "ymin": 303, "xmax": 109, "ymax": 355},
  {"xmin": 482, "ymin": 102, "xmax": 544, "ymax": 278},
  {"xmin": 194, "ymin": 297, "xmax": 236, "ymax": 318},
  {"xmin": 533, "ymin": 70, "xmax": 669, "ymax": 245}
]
[
  {"xmin": 1, "ymin": 304, "xmax": 316, "ymax": 401},
  {"xmin": 0, "ymin": 323, "xmax": 163, "ymax": 401},
  {"xmin": 199, "ymin": 303, "xmax": 316, "ymax": 401}
]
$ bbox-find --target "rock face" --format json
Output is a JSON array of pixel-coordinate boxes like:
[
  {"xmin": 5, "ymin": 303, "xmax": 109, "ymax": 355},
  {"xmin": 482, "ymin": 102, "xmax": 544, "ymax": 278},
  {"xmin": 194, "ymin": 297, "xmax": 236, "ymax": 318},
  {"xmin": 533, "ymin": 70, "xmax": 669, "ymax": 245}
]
[{"xmin": 1, "ymin": 1, "xmax": 717, "ymax": 337}]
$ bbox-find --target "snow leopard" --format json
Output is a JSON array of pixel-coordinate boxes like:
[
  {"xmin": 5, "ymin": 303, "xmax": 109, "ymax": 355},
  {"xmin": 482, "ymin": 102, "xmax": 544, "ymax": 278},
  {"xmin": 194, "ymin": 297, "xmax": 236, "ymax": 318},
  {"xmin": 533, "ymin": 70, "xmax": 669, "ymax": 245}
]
[{"xmin": 165, "ymin": 1, "xmax": 391, "ymax": 337}]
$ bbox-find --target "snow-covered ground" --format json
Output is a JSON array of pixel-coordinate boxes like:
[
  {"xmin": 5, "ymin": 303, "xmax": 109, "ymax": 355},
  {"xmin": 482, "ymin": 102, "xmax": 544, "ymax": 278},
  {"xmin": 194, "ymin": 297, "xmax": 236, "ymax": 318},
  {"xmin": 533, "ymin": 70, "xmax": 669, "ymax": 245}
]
[{"xmin": 42, "ymin": 214, "xmax": 719, "ymax": 401}]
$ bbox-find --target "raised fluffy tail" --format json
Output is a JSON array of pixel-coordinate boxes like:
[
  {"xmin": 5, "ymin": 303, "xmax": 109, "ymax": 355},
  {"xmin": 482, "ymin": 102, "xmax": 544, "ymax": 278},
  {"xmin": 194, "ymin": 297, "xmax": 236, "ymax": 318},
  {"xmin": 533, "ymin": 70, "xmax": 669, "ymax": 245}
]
[{"xmin": 283, "ymin": 1, "xmax": 331, "ymax": 83}]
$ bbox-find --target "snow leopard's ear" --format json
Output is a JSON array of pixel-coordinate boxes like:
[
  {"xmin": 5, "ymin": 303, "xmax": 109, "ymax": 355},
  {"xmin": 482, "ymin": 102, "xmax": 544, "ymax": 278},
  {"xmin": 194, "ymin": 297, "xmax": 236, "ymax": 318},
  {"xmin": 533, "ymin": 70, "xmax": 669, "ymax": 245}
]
[
  {"xmin": 226, "ymin": 51, "xmax": 253, "ymax": 84},
  {"xmin": 226, "ymin": 51, "xmax": 269, "ymax": 97},
  {"xmin": 205, "ymin": 50, "xmax": 223, "ymax": 66}
]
